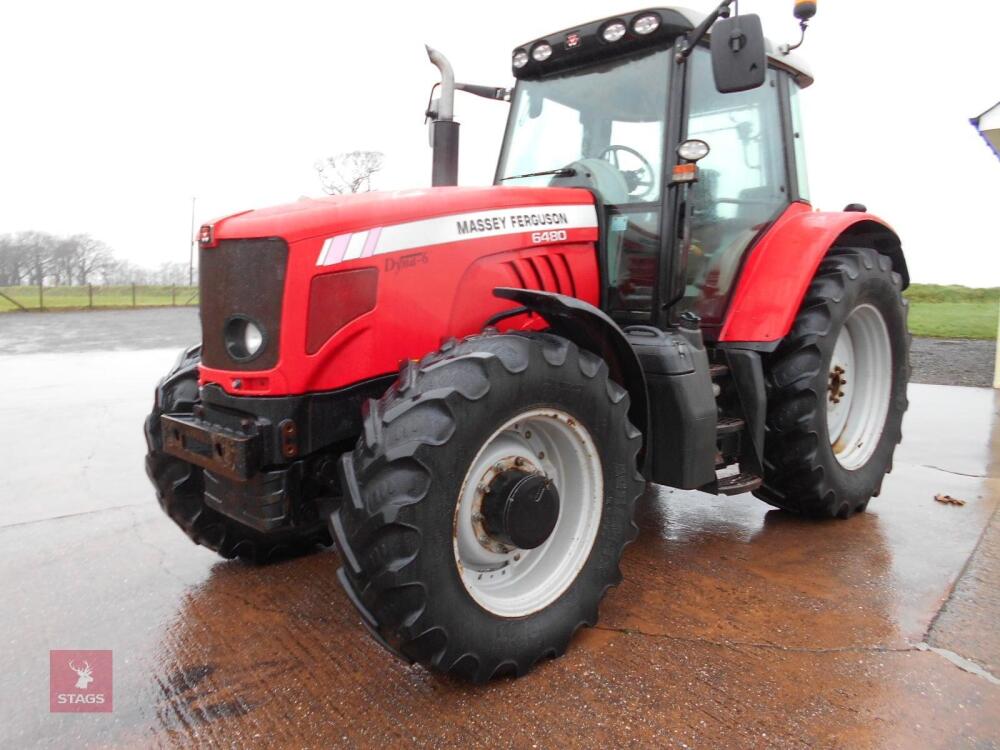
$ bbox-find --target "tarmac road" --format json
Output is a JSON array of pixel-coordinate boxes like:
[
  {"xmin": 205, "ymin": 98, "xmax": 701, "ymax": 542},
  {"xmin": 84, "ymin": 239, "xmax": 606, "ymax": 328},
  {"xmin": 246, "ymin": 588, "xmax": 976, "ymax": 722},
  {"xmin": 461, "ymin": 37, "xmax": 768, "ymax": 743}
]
[{"xmin": 1, "ymin": 309, "xmax": 999, "ymax": 748}]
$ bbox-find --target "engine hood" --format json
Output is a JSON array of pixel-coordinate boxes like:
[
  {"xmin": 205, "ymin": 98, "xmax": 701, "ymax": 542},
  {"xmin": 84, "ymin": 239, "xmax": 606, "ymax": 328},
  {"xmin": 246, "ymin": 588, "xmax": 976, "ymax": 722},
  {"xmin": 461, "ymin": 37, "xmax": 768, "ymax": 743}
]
[{"xmin": 212, "ymin": 186, "xmax": 596, "ymax": 245}]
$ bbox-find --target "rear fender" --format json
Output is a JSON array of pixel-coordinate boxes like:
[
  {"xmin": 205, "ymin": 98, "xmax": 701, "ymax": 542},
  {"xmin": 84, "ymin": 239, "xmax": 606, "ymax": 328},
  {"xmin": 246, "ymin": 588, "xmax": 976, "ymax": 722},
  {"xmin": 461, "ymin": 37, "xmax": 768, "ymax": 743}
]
[
  {"xmin": 720, "ymin": 202, "xmax": 908, "ymax": 344},
  {"xmin": 493, "ymin": 287, "xmax": 649, "ymax": 451}
]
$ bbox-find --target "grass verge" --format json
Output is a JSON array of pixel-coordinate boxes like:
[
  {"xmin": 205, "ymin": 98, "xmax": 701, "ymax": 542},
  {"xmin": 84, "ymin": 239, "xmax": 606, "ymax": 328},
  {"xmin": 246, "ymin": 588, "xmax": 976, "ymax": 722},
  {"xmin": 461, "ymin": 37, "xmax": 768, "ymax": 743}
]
[
  {"xmin": 905, "ymin": 285, "xmax": 998, "ymax": 340},
  {"xmin": 0, "ymin": 286, "xmax": 199, "ymax": 312}
]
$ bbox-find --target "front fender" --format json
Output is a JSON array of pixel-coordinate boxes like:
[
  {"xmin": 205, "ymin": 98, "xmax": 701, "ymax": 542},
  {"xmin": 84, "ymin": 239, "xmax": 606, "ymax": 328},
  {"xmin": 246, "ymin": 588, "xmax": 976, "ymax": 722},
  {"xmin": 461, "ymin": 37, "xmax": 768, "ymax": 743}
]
[
  {"xmin": 493, "ymin": 287, "xmax": 649, "ymax": 450},
  {"xmin": 720, "ymin": 202, "xmax": 907, "ymax": 344}
]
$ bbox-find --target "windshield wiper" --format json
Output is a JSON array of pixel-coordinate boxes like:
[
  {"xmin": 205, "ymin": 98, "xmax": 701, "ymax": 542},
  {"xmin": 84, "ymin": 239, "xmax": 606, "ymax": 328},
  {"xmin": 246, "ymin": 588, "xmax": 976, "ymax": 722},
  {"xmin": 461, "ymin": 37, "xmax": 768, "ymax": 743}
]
[{"xmin": 500, "ymin": 167, "xmax": 576, "ymax": 181}]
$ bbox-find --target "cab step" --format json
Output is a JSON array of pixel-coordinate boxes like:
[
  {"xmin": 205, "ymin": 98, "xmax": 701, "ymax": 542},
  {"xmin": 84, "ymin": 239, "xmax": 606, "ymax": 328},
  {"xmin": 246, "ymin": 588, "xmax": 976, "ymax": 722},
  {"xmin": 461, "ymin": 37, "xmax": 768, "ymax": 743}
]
[
  {"xmin": 717, "ymin": 471, "xmax": 763, "ymax": 495},
  {"xmin": 709, "ymin": 363, "xmax": 729, "ymax": 380},
  {"xmin": 717, "ymin": 416, "xmax": 745, "ymax": 435}
]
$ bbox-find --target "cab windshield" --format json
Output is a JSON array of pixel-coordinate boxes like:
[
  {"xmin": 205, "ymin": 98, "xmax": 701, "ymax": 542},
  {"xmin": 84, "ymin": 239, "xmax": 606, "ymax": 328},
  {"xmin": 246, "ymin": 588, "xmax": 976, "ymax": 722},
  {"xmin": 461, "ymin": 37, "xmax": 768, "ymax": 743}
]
[{"xmin": 496, "ymin": 48, "xmax": 671, "ymax": 207}]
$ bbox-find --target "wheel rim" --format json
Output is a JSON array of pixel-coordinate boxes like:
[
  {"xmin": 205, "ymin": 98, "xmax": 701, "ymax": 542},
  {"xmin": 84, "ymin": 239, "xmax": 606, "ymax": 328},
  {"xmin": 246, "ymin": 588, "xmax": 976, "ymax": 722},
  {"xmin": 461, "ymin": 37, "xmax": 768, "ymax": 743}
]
[
  {"xmin": 453, "ymin": 409, "xmax": 603, "ymax": 617},
  {"xmin": 826, "ymin": 303, "xmax": 892, "ymax": 469}
]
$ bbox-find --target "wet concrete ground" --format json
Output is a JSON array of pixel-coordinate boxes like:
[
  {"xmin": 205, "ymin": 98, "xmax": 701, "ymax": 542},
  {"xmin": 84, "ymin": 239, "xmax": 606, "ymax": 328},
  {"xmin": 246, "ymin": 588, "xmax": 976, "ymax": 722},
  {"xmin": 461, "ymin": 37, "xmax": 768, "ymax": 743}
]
[
  {"xmin": 2, "ymin": 314, "xmax": 1000, "ymax": 747},
  {"xmin": 0, "ymin": 307, "xmax": 198, "ymax": 355}
]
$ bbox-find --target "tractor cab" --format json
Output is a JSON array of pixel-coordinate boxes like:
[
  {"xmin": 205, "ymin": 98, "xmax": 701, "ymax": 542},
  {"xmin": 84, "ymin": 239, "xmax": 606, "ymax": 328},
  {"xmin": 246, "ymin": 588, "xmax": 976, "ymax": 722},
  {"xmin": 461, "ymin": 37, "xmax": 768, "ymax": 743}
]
[{"xmin": 495, "ymin": 7, "xmax": 814, "ymax": 336}]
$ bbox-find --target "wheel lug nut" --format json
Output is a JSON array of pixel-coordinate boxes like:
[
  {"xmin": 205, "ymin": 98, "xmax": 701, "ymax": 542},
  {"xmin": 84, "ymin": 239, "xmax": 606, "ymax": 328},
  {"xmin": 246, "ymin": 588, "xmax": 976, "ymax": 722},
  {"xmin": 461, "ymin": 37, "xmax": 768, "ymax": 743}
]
[{"xmin": 514, "ymin": 457, "xmax": 524, "ymax": 467}]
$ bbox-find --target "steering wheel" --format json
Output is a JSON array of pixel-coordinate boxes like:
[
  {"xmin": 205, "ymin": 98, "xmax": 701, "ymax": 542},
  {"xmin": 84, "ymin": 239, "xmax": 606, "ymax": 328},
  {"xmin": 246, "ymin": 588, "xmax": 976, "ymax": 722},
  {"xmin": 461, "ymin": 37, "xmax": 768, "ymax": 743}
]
[{"xmin": 599, "ymin": 145, "xmax": 656, "ymax": 200}]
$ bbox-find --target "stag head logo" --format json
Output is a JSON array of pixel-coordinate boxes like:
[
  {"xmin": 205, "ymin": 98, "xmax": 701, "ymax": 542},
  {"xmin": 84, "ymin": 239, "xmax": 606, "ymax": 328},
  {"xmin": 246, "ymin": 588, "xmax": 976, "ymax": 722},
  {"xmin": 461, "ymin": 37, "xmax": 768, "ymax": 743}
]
[
  {"xmin": 50, "ymin": 649, "xmax": 112, "ymax": 713},
  {"xmin": 69, "ymin": 660, "xmax": 94, "ymax": 689}
]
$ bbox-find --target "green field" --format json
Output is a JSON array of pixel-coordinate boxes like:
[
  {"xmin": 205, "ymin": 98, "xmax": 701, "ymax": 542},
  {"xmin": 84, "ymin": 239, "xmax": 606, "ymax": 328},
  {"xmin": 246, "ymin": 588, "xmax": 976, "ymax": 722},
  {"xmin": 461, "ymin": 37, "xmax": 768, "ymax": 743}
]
[
  {"xmin": 0, "ymin": 285, "xmax": 199, "ymax": 312},
  {"xmin": 904, "ymin": 285, "xmax": 999, "ymax": 340},
  {"xmin": 1, "ymin": 282, "xmax": 996, "ymax": 339}
]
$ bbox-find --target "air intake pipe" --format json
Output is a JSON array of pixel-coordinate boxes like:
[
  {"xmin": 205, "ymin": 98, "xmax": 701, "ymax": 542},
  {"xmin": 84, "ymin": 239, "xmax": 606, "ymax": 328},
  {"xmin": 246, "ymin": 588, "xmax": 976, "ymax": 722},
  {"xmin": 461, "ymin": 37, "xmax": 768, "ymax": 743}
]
[{"xmin": 426, "ymin": 45, "xmax": 460, "ymax": 187}]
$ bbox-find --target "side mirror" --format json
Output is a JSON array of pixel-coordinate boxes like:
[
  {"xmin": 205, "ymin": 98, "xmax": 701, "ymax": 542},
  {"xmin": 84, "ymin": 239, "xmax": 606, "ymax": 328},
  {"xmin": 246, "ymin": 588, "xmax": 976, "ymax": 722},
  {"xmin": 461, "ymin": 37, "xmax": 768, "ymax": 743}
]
[{"xmin": 710, "ymin": 14, "xmax": 766, "ymax": 93}]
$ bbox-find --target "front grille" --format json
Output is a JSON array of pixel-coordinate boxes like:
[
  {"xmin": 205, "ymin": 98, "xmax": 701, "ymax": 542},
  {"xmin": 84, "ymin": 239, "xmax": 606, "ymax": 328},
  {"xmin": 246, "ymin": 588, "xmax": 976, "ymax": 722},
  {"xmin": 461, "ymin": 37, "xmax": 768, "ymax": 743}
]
[{"xmin": 200, "ymin": 238, "xmax": 289, "ymax": 371}]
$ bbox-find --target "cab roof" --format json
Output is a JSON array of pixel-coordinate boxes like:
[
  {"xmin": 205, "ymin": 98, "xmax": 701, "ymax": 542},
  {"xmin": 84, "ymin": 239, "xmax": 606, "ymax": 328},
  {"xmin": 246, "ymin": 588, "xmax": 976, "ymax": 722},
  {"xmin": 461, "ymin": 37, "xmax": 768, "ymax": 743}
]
[{"xmin": 512, "ymin": 6, "xmax": 813, "ymax": 88}]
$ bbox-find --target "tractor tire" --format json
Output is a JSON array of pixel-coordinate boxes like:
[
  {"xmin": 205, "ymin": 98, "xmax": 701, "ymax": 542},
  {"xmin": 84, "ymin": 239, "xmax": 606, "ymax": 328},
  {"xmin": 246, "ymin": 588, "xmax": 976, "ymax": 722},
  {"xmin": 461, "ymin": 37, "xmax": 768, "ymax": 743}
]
[
  {"xmin": 754, "ymin": 247, "xmax": 910, "ymax": 518},
  {"xmin": 144, "ymin": 345, "xmax": 330, "ymax": 562},
  {"xmin": 332, "ymin": 332, "xmax": 643, "ymax": 681}
]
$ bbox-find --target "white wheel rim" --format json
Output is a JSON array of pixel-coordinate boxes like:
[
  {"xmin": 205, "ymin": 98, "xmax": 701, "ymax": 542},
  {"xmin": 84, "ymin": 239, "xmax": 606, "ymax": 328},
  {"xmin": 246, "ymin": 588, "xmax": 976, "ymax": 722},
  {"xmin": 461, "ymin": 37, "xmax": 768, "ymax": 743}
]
[
  {"xmin": 826, "ymin": 303, "xmax": 892, "ymax": 469},
  {"xmin": 453, "ymin": 408, "xmax": 603, "ymax": 618}
]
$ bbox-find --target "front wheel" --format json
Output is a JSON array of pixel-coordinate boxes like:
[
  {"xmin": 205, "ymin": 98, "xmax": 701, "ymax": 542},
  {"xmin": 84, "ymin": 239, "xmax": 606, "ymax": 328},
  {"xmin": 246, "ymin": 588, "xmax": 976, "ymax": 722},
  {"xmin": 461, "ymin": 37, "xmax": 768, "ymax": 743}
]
[
  {"xmin": 332, "ymin": 332, "xmax": 643, "ymax": 681},
  {"xmin": 144, "ymin": 346, "xmax": 330, "ymax": 562},
  {"xmin": 754, "ymin": 247, "xmax": 910, "ymax": 518}
]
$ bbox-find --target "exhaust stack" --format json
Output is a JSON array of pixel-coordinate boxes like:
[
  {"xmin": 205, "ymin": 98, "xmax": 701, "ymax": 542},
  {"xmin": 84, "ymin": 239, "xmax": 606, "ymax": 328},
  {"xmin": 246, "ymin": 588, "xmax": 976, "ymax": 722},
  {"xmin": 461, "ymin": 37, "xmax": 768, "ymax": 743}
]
[{"xmin": 426, "ymin": 45, "xmax": 460, "ymax": 187}]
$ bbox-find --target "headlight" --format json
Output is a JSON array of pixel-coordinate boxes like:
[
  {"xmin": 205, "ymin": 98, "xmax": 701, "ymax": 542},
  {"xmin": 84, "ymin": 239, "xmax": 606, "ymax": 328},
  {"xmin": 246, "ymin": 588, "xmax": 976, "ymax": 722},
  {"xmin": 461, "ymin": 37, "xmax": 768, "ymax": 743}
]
[
  {"xmin": 512, "ymin": 49, "xmax": 529, "ymax": 69},
  {"xmin": 531, "ymin": 43, "xmax": 552, "ymax": 62},
  {"xmin": 243, "ymin": 321, "xmax": 263, "ymax": 355},
  {"xmin": 633, "ymin": 13, "xmax": 661, "ymax": 35},
  {"xmin": 602, "ymin": 21, "xmax": 627, "ymax": 42},
  {"xmin": 224, "ymin": 316, "xmax": 266, "ymax": 362}
]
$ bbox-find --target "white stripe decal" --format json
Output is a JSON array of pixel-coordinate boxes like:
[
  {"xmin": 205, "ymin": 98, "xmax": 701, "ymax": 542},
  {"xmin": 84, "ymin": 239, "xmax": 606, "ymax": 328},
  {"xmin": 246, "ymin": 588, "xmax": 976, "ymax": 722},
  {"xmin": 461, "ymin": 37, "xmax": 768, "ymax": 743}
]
[
  {"xmin": 317, "ymin": 234, "xmax": 350, "ymax": 266},
  {"xmin": 317, "ymin": 237, "xmax": 335, "ymax": 266},
  {"xmin": 342, "ymin": 230, "xmax": 369, "ymax": 261},
  {"xmin": 373, "ymin": 204, "xmax": 597, "ymax": 255},
  {"xmin": 314, "ymin": 203, "xmax": 597, "ymax": 266}
]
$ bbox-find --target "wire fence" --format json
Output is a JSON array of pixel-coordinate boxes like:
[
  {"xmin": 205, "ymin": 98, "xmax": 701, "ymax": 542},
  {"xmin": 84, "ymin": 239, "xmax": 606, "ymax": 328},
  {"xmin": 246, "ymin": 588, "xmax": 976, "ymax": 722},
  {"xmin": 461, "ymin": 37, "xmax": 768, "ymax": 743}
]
[{"xmin": 0, "ymin": 285, "xmax": 200, "ymax": 312}]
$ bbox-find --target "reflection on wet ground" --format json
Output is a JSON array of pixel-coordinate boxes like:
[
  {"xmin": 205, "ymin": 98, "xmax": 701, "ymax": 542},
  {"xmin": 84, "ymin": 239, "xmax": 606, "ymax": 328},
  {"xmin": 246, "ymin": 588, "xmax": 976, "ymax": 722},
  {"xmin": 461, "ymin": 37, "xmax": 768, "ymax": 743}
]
[
  {"xmin": 0, "ymin": 307, "xmax": 198, "ymax": 355},
  {"xmin": 1, "ymin": 342, "xmax": 998, "ymax": 747}
]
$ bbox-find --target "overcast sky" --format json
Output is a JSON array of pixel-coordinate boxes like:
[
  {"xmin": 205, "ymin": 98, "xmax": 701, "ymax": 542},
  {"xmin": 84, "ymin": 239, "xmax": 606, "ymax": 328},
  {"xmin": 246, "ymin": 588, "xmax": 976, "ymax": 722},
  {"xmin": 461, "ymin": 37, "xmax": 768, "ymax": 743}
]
[{"xmin": 1, "ymin": 0, "xmax": 997, "ymax": 286}]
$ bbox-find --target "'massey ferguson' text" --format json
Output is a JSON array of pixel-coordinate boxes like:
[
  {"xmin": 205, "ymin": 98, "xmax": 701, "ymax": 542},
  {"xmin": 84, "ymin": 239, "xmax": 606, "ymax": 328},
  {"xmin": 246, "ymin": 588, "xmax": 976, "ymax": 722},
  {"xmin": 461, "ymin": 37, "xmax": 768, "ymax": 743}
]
[{"xmin": 456, "ymin": 212, "xmax": 570, "ymax": 235}]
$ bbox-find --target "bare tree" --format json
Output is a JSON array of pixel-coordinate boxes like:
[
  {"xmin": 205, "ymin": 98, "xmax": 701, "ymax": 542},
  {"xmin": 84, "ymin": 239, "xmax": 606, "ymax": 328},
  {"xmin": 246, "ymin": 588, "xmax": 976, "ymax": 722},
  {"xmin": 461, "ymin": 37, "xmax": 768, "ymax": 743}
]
[
  {"xmin": 153, "ymin": 261, "xmax": 191, "ymax": 286},
  {"xmin": 14, "ymin": 231, "xmax": 59, "ymax": 286},
  {"xmin": 0, "ymin": 230, "xmax": 193, "ymax": 288},
  {"xmin": 69, "ymin": 234, "xmax": 114, "ymax": 284},
  {"xmin": 98, "ymin": 258, "xmax": 152, "ymax": 285},
  {"xmin": 0, "ymin": 234, "xmax": 30, "ymax": 285},
  {"xmin": 315, "ymin": 150, "xmax": 385, "ymax": 195}
]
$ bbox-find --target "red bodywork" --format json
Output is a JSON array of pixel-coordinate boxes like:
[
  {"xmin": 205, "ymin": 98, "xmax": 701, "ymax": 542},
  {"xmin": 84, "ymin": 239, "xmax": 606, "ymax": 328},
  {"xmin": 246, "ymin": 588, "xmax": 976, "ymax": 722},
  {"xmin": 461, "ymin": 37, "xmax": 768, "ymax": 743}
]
[
  {"xmin": 719, "ymin": 202, "xmax": 901, "ymax": 343},
  {"xmin": 200, "ymin": 190, "xmax": 899, "ymax": 398},
  {"xmin": 200, "ymin": 187, "xmax": 600, "ymax": 397}
]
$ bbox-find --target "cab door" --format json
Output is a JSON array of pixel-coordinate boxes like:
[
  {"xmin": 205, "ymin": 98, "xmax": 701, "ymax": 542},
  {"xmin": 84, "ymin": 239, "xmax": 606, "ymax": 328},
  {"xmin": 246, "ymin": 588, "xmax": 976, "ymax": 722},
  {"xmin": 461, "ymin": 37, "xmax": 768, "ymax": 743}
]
[{"xmin": 680, "ymin": 48, "xmax": 792, "ymax": 335}]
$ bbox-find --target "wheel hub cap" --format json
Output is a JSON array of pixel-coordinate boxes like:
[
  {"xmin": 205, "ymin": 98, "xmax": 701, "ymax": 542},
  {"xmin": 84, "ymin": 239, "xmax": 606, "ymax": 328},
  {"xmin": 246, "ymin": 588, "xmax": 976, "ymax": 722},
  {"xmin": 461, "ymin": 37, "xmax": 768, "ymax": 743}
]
[
  {"xmin": 481, "ymin": 468, "xmax": 560, "ymax": 550},
  {"xmin": 453, "ymin": 408, "xmax": 603, "ymax": 618}
]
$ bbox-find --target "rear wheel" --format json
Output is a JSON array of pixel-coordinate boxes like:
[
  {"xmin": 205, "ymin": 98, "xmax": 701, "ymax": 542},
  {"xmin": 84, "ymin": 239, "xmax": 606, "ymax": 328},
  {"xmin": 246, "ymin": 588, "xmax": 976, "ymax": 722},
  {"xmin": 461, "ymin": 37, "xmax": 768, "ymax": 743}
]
[
  {"xmin": 144, "ymin": 346, "xmax": 330, "ymax": 562},
  {"xmin": 332, "ymin": 332, "xmax": 643, "ymax": 681},
  {"xmin": 754, "ymin": 247, "xmax": 910, "ymax": 518}
]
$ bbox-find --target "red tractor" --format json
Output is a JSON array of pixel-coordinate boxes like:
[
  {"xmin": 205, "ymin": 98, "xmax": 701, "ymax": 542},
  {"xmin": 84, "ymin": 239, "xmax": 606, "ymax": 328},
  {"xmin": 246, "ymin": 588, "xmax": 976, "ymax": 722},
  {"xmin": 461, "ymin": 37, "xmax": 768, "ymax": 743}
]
[{"xmin": 146, "ymin": 2, "xmax": 909, "ymax": 681}]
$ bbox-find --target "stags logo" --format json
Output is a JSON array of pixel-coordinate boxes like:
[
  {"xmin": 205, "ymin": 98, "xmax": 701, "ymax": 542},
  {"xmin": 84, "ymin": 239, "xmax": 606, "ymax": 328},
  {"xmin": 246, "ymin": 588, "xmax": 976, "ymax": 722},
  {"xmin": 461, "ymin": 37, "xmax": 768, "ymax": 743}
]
[{"xmin": 50, "ymin": 650, "xmax": 113, "ymax": 712}]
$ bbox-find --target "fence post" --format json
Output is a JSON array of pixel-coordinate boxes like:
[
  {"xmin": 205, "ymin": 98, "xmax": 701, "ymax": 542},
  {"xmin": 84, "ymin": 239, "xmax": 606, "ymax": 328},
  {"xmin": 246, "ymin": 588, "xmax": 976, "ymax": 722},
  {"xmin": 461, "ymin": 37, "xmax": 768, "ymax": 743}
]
[
  {"xmin": 172, "ymin": 285, "xmax": 176, "ymax": 306},
  {"xmin": 38, "ymin": 279, "xmax": 43, "ymax": 311},
  {"xmin": 88, "ymin": 284, "xmax": 93, "ymax": 308},
  {"xmin": 132, "ymin": 283, "xmax": 136, "ymax": 308}
]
